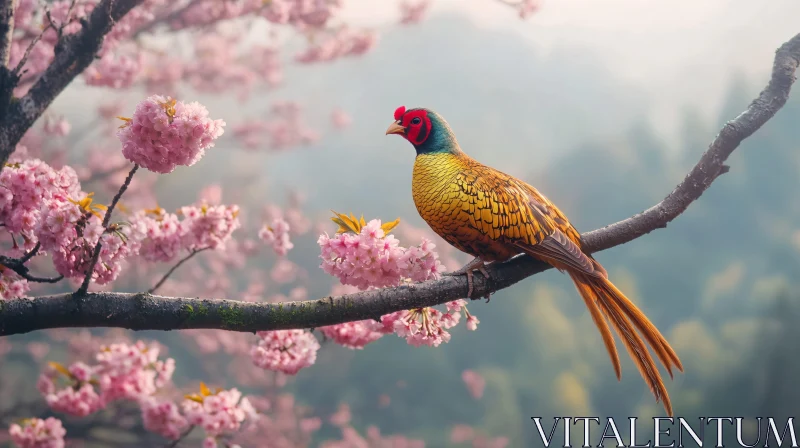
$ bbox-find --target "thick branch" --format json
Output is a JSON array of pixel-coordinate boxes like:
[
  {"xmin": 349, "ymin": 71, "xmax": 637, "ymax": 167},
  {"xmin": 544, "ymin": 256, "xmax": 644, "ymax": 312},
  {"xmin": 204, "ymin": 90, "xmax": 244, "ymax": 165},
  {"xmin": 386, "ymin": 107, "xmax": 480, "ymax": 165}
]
[
  {"xmin": 0, "ymin": 0, "xmax": 18, "ymax": 121},
  {"xmin": 0, "ymin": 0, "xmax": 144, "ymax": 168},
  {"xmin": 0, "ymin": 33, "xmax": 799, "ymax": 337},
  {"xmin": 0, "ymin": 0, "xmax": 17, "ymax": 67}
]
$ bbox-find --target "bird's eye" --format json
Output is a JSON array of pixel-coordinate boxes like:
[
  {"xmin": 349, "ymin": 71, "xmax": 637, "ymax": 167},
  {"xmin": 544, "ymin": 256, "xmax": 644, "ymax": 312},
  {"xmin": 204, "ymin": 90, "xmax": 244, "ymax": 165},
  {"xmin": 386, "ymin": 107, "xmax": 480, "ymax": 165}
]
[{"xmin": 411, "ymin": 117, "xmax": 421, "ymax": 125}]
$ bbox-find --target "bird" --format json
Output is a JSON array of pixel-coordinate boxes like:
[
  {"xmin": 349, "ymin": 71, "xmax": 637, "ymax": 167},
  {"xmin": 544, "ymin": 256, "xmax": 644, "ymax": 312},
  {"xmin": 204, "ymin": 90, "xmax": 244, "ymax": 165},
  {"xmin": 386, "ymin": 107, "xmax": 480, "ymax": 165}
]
[{"xmin": 385, "ymin": 105, "xmax": 683, "ymax": 416}]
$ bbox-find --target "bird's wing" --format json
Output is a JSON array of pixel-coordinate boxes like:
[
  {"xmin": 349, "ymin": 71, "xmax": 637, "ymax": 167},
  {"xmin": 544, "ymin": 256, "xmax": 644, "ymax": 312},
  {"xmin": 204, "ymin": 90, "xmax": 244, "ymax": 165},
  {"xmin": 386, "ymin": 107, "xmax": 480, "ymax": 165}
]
[{"xmin": 455, "ymin": 161, "xmax": 603, "ymax": 277}]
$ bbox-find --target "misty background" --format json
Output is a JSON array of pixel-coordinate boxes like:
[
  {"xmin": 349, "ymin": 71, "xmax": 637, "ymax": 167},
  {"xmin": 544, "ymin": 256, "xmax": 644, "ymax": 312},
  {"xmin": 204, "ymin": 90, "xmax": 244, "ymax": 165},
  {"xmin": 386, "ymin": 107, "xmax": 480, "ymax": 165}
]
[{"xmin": 5, "ymin": 0, "xmax": 800, "ymax": 445}]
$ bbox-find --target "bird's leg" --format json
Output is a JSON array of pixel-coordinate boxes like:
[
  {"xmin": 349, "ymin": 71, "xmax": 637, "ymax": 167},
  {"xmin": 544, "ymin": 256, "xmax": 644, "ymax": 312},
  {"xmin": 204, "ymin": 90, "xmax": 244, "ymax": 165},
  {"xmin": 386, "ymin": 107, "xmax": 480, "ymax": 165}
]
[{"xmin": 444, "ymin": 256, "xmax": 491, "ymax": 299}]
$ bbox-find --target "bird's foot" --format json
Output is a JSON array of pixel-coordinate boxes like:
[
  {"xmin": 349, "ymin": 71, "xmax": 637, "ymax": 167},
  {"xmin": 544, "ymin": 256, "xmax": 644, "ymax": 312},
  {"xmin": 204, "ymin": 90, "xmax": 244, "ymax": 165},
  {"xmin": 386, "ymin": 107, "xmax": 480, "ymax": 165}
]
[{"xmin": 444, "ymin": 257, "xmax": 491, "ymax": 299}]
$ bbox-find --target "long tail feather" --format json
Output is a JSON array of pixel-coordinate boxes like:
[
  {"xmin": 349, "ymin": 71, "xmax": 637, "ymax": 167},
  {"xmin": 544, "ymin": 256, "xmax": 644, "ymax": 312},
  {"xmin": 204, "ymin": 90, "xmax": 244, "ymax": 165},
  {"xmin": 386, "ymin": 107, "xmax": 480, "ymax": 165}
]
[
  {"xmin": 568, "ymin": 270, "xmax": 681, "ymax": 416},
  {"xmin": 572, "ymin": 277, "xmax": 621, "ymax": 379}
]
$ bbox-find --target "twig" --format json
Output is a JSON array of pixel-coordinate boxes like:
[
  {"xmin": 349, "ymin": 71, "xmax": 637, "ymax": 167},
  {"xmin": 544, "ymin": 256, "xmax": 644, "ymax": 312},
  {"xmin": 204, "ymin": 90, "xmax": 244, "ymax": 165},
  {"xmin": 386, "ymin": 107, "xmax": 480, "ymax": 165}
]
[
  {"xmin": 0, "ymin": 32, "xmax": 798, "ymax": 337},
  {"xmin": 0, "ymin": 253, "xmax": 64, "ymax": 283},
  {"xmin": 0, "ymin": 242, "xmax": 62, "ymax": 284},
  {"xmin": 12, "ymin": 24, "xmax": 54, "ymax": 76},
  {"xmin": 75, "ymin": 164, "xmax": 139, "ymax": 296},
  {"xmin": 19, "ymin": 242, "xmax": 39, "ymax": 263},
  {"xmin": 149, "ymin": 248, "xmax": 210, "ymax": 294}
]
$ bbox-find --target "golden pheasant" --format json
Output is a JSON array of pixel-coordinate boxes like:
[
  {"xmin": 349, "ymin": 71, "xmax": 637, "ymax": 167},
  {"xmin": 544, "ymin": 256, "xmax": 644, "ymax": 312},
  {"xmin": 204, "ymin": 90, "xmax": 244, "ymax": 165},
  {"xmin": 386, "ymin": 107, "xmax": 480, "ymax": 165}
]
[{"xmin": 385, "ymin": 106, "xmax": 683, "ymax": 415}]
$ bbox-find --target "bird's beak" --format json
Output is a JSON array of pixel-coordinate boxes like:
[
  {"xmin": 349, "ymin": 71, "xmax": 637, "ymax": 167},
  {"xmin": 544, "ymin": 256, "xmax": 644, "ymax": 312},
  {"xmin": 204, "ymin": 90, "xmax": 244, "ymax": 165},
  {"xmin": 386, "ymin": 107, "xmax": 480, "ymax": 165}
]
[{"xmin": 385, "ymin": 121, "xmax": 406, "ymax": 136}]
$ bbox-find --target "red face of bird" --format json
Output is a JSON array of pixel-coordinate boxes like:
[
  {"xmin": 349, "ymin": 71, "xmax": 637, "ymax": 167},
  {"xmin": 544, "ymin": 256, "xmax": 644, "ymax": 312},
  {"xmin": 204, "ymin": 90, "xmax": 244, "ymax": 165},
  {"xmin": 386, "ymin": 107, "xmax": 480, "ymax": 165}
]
[{"xmin": 385, "ymin": 106, "xmax": 432, "ymax": 146}]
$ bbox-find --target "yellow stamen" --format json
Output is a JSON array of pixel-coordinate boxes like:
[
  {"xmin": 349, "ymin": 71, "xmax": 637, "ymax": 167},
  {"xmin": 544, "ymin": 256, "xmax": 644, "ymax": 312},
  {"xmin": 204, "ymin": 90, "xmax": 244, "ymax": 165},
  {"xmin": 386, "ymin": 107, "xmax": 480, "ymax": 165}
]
[{"xmin": 159, "ymin": 98, "xmax": 177, "ymax": 123}]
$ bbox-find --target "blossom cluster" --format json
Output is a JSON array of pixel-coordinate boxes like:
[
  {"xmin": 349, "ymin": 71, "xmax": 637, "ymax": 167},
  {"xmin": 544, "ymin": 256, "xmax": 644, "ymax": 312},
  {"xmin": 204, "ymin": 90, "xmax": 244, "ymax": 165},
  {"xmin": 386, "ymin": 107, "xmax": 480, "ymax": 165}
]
[
  {"xmin": 51, "ymin": 218, "xmax": 145, "ymax": 285},
  {"xmin": 183, "ymin": 384, "xmax": 258, "ymax": 447},
  {"xmin": 0, "ymin": 159, "xmax": 146, "ymax": 291},
  {"xmin": 295, "ymin": 28, "xmax": 378, "ymax": 64},
  {"xmin": 233, "ymin": 101, "xmax": 319, "ymax": 151},
  {"xmin": 462, "ymin": 369, "xmax": 486, "ymax": 399},
  {"xmin": 319, "ymin": 320, "xmax": 386, "ymax": 349},
  {"xmin": 316, "ymin": 214, "xmax": 479, "ymax": 348},
  {"xmin": 381, "ymin": 299, "xmax": 479, "ymax": 348},
  {"xmin": 399, "ymin": 0, "xmax": 432, "ymax": 25},
  {"xmin": 141, "ymin": 397, "xmax": 189, "ymax": 440},
  {"xmin": 36, "ymin": 342, "xmax": 175, "ymax": 417},
  {"xmin": 84, "ymin": 52, "xmax": 144, "ymax": 89},
  {"xmin": 117, "ymin": 95, "xmax": 225, "ymax": 174},
  {"xmin": 94, "ymin": 341, "xmax": 176, "ymax": 401},
  {"xmin": 259, "ymin": 218, "xmax": 294, "ymax": 256},
  {"xmin": 0, "ymin": 265, "xmax": 29, "ymax": 300},
  {"xmin": 131, "ymin": 202, "xmax": 241, "ymax": 263},
  {"xmin": 8, "ymin": 417, "xmax": 66, "ymax": 448},
  {"xmin": 318, "ymin": 218, "xmax": 444, "ymax": 289},
  {"xmin": 251, "ymin": 330, "xmax": 321, "ymax": 375},
  {"xmin": 0, "ymin": 159, "xmax": 82, "ymax": 243}
]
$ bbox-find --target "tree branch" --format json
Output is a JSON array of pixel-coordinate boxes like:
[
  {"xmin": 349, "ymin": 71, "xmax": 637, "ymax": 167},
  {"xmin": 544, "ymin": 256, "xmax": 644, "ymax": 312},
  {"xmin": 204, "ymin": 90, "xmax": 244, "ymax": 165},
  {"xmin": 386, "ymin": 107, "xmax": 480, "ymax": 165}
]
[
  {"xmin": 149, "ymin": 247, "xmax": 210, "ymax": 294},
  {"xmin": 581, "ymin": 33, "xmax": 800, "ymax": 252},
  {"xmin": 76, "ymin": 164, "xmax": 139, "ymax": 295},
  {"xmin": 0, "ymin": 32, "xmax": 798, "ymax": 337},
  {"xmin": 0, "ymin": 0, "xmax": 144, "ymax": 169},
  {"xmin": 0, "ymin": 243, "xmax": 64, "ymax": 284},
  {"xmin": 0, "ymin": 0, "xmax": 18, "ymax": 67}
]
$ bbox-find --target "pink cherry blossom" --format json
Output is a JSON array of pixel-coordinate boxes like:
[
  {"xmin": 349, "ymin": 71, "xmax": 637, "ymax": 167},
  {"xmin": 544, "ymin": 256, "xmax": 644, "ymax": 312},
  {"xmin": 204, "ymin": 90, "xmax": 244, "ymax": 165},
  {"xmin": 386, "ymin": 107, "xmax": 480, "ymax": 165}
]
[
  {"xmin": 181, "ymin": 386, "xmax": 258, "ymax": 439},
  {"xmin": 117, "ymin": 95, "xmax": 225, "ymax": 174},
  {"xmin": 399, "ymin": 0, "xmax": 432, "ymax": 25},
  {"xmin": 450, "ymin": 425, "xmax": 475, "ymax": 444},
  {"xmin": 42, "ymin": 116, "xmax": 71, "ymax": 137},
  {"xmin": 180, "ymin": 203, "xmax": 241, "ymax": 251},
  {"xmin": 330, "ymin": 108, "xmax": 352, "ymax": 129},
  {"xmin": 141, "ymin": 397, "xmax": 190, "ymax": 440},
  {"xmin": 251, "ymin": 330, "xmax": 320, "ymax": 375},
  {"xmin": 94, "ymin": 341, "xmax": 175, "ymax": 402},
  {"xmin": 260, "ymin": 0, "xmax": 342, "ymax": 27},
  {"xmin": 270, "ymin": 258, "xmax": 300, "ymax": 284},
  {"xmin": 0, "ymin": 159, "xmax": 81, "ymax": 241},
  {"xmin": 329, "ymin": 403, "xmax": 351, "ymax": 427},
  {"xmin": 462, "ymin": 370, "xmax": 486, "ymax": 399},
  {"xmin": 319, "ymin": 320, "xmax": 386, "ymax": 349},
  {"xmin": 46, "ymin": 214, "xmax": 145, "ymax": 285},
  {"xmin": 38, "ymin": 362, "xmax": 104, "ymax": 417},
  {"xmin": 84, "ymin": 52, "xmax": 144, "ymax": 89},
  {"xmin": 318, "ymin": 219, "xmax": 444, "ymax": 290},
  {"xmin": 0, "ymin": 266, "xmax": 29, "ymax": 300},
  {"xmin": 295, "ymin": 28, "xmax": 378, "ymax": 64},
  {"xmin": 9, "ymin": 417, "xmax": 66, "ymax": 448},
  {"xmin": 184, "ymin": 35, "xmax": 258, "ymax": 99},
  {"xmin": 518, "ymin": 0, "xmax": 542, "ymax": 18},
  {"xmin": 466, "ymin": 314, "xmax": 480, "ymax": 331},
  {"xmin": 259, "ymin": 218, "xmax": 293, "ymax": 256},
  {"xmin": 131, "ymin": 207, "xmax": 186, "ymax": 262}
]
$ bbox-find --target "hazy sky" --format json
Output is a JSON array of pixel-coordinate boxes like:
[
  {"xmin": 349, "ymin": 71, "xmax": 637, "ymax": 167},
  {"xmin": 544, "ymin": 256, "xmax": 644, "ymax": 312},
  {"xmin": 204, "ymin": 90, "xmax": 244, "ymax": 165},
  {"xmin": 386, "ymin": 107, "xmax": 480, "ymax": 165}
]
[{"xmin": 343, "ymin": 0, "xmax": 800, "ymax": 137}]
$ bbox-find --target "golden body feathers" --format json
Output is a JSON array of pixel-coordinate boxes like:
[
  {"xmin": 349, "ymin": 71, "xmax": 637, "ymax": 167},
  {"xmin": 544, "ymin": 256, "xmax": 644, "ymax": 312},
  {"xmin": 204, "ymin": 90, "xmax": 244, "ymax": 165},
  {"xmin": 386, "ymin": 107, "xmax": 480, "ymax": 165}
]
[{"xmin": 412, "ymin": 152, "xmax": 581, "ymax": 262}]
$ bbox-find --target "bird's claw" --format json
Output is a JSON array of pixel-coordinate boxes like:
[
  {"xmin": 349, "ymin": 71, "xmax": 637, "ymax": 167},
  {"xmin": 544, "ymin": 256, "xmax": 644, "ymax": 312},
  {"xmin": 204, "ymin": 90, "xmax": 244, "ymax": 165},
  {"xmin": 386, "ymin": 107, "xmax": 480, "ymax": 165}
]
[{"xmin": 446, "ymin": 257, "xmax": 491, "ymax": 300}]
